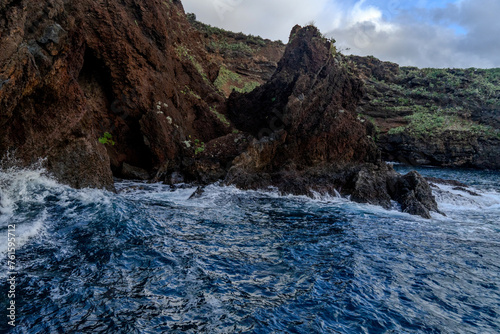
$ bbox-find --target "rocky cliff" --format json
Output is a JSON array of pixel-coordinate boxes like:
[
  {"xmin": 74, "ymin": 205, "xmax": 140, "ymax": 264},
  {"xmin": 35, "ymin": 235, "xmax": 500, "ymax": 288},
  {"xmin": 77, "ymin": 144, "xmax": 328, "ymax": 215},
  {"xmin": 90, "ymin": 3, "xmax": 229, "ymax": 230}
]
[
  {"xmin": 351, "ymin": 56, "xmax": 500, "ymax": 169},
  {"xmin": 1, "ymin": 1, "xmax": 443, "ymax": 217},
  {"xmin": 186, "ymin": 21, "xmax": 500, "ymax": 170},
  {"xmin": 0, "ymin": 0, "xmax": 232, "ymax": 189}
]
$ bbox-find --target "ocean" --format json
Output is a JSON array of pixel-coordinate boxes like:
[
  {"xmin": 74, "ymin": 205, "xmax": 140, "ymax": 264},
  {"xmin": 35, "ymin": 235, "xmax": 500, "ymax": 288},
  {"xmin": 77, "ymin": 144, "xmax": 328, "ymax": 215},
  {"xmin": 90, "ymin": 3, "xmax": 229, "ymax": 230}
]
[{"xmin": 1, "ymin": 163, "xmax": 499, "ymax": 333}]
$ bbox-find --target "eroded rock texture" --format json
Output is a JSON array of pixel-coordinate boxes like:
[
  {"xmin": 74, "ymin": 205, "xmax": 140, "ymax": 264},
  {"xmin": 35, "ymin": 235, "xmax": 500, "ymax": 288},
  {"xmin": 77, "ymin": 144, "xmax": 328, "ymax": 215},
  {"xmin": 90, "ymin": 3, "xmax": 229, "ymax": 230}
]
[
  {"xmin": 225, "ymin": 26, "xmax": 440, "ymax": 218},
  {"xmin": 0, "ymin": 0, "xmax": 229, "ymax": 189}
]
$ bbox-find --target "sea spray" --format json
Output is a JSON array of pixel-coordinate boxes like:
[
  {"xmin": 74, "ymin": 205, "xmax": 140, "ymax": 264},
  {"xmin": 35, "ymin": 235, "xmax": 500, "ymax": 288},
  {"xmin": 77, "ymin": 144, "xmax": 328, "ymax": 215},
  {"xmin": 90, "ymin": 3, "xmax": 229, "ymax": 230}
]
[
  {"xmin": 0, "ymin": 159, "xmax": 53, "ymax": 254},
  {"xmin": 0, "ymin": 157, "xmax": 114, "ymax": 256}
]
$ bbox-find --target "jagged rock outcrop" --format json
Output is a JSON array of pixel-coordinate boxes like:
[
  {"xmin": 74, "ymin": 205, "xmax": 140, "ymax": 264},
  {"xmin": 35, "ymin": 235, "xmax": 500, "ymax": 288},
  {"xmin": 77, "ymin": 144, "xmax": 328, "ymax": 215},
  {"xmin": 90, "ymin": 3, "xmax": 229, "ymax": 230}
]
[
  {"xmin": 227, "ymin": 25, "xmax": 380, "ymax": 166},
  {"xmin": 390, "ymin": 171, "xmax": 443, "ymax": 218},
  {"xmin": 0, "ymin": 0, "xmax": 230, "ymax": 189},
  {"xmin": 225, "ymin": 25, "xmax": 440, "ymax": 218},
  {"xmin": 349, "ymin": 164, "xmax": 442, "ymax": 219}
]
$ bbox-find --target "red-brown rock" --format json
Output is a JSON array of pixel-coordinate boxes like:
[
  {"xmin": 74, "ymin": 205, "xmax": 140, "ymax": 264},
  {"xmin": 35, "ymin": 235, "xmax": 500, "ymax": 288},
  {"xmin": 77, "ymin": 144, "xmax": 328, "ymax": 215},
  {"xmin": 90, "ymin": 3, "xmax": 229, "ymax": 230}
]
[{"xmin": 0, "ymin": 0, "xmax": 229, "ymax": 189}]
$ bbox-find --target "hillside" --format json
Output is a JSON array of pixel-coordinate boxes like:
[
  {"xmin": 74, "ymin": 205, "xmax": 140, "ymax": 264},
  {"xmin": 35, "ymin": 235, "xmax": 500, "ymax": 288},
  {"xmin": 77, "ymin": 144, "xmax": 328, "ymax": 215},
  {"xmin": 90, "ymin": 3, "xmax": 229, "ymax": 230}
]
[
  {"xmin": 187, "ymin": 13, "xmax": 285, "ymax": 97},
  {"xmin": 351, "ymin": 56, "xmax": 500, "ymax": 169},
  {"xmin": 187, "ymin": 18, "xmax": 500, "ymax": 169}
]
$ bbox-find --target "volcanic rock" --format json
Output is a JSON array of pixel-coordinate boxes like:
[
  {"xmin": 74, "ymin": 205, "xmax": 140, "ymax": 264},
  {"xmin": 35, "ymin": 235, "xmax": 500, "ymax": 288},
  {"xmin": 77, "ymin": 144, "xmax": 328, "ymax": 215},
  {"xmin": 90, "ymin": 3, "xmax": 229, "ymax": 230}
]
[
  {"xmin": 225, "ymin": 25, "xmax": 441, "ymax": 218},
  {"xmin": 0, "ymin": 0, "xmax": 229, "ymax": 189},
  {"xmin": 0, "ymin": 2, "xmax": 444, "ymax": 218}
]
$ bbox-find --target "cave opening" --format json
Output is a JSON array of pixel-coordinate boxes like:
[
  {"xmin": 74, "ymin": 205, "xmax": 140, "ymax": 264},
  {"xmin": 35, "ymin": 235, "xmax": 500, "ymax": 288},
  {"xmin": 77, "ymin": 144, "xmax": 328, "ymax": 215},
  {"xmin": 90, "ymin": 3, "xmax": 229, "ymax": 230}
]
[{"xmin": 78, "ymin": 47, "xmax": 153, "ymax": 176}]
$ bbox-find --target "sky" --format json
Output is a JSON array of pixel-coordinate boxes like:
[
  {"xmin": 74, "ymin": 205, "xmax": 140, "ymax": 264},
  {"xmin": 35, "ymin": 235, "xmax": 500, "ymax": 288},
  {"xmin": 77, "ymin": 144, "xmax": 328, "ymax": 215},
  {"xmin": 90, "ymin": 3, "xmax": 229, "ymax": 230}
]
[{"xmin": 182, "ymin": 0, "xmax": 500, "ymax": 68}]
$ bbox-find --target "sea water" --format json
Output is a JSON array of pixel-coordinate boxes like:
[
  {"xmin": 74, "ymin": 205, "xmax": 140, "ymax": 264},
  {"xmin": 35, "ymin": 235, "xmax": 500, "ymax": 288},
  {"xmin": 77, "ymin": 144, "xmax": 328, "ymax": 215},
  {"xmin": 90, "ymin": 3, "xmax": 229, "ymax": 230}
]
[{"xmin": 0, "ymin": 163, "xmax": 499, "ymax": 333}]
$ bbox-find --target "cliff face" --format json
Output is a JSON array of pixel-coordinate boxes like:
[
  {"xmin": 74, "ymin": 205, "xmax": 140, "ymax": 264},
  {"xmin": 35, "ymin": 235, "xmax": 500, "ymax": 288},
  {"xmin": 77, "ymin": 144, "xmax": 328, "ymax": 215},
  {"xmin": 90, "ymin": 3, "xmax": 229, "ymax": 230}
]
[
  {"xmin": 0, "ymin": 0, "xmax": 230, "ymax": 189},
  {"xmin": 227, "ymin": 25, "xmax": 379, "ymax": 169},
  {"xmin": 352, "ymin": 56, "xmax": 500, "ymax": 169},
  {"xmin": 0, "ymin": 1, "xmax": 441, "ymax": 217}
]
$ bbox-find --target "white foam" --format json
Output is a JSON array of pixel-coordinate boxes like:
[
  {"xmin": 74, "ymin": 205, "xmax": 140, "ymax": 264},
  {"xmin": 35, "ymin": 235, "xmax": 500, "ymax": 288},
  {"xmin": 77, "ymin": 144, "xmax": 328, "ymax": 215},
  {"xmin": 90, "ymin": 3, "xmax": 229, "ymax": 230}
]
[
  {"xmin": 114, "ymin": 181, "xmax": 425, "ymax": 221},
  {"xmin": 432, "ymin": 183, "xmax": 500, "ymax": 212},
  {"xmin": 310, "ymin": 189, "xmax": 345, "ymax": 203},
  {"xmin": 0, "ymin": 161, "xmax": 65, "ymax": 254}
]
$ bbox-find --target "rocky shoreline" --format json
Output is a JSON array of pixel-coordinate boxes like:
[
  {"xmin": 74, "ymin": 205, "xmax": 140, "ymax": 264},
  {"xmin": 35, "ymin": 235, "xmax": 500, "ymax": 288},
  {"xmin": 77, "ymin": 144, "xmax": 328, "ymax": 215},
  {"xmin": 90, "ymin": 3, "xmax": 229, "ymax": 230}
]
[{"xmin": 1, "ymin": 0, "xmax": 496, "ymax": 218}]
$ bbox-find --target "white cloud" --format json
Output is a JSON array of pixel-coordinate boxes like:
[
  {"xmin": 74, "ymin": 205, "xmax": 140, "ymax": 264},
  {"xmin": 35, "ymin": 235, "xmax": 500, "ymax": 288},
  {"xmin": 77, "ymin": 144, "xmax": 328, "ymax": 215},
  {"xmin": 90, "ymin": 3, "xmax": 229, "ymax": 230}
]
[
  {"xmin": 182, "ymin": 0, "xmax": 500, "ymax": 68},
  {"xmin": 350, "ymin": 0, "xmax": 391, "ymax": 31},
  {"xmin": 327, "ymin": 0, "xmax": 500, "ymax": 68},
  {"xmin": 182, "ymin": 0, "xmax": 330, "ymax": 41}
]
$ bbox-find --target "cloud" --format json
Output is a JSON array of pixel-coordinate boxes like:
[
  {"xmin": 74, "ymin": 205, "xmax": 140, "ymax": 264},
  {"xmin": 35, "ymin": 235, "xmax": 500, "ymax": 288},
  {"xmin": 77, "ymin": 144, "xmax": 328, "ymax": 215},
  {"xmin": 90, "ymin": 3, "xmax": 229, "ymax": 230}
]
[
  {"xmin": 327, "ymin": 0, "xmax": 500, "ymax": 68},
  {"xmin": 182, "ymin": 0, "xmax": 500, "ymax": 68},
  {"xmin": 182, "ymin": 0, "xmax": 331, "ymax": 41}
]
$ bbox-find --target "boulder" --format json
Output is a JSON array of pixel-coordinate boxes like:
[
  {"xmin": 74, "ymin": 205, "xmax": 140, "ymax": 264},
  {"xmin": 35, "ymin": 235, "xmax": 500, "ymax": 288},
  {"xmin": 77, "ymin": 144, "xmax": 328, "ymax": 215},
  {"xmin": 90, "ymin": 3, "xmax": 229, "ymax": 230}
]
[{"xmin": 388, "ymin": 171, "xmax": 443, "ymax": 218}]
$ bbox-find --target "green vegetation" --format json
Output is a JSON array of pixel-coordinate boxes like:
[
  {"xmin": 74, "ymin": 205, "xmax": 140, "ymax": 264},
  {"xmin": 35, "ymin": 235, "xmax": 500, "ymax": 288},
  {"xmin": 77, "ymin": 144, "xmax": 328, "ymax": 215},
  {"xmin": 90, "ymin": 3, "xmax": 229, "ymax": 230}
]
[
  {"xmin": 187, "ymin": 13, "xmax": 274, "ymax": 48},
  {"xmin": 99, "ymin": 132, "xmax": 116, "ymax": 146},
  {"xmin": 180, "ymin": 85, "xmax": 201, "ymax": 99},
  {"xmin": 329, "ymin": 42, "xmax": 337, "ymax": 56},
  {"xmin": 237, "ymin": 81, "xmax": 261, "ymax": 94},
  {"xmin": 193, "ymin": 139, "xmax": 205, "ymax": 155},
  {"xmin": 387, "ymin": 109, "xmax": 499, "ymax": 139},
  {"xmin": 397, "ymin": 67, "xmax": 500, "ymax": 106},
  {"xmin": 366, "ymin": 66, "xmax": 500, "ymax": 111},
  {"xmin": 359, "ymin": 61, "xmax": 500, "ymax": 140},
  {"xmin": 214, "ymin": 66, "xmax": 260, "ymax": 94},
  {"xmin": 210, "ymin": 106, "xmax": 230, "ymax": 127},
  {"xmin": 187, "ymin": 13, "xmax": 230, "ymax": 36},
  {"xmin": 387, "ymin": 126, "xmax": 405, "ymax": 136},
  {"xmin": 214, "ymin": 66, "xmax": 240, "ymax": 88},
  {"xmin": 208, "ymin": 39, "xmax": 254, "ymax": 55},
  {"xmin": 175, "ymin": 45, "xmax": 208, "ymax": 83}
]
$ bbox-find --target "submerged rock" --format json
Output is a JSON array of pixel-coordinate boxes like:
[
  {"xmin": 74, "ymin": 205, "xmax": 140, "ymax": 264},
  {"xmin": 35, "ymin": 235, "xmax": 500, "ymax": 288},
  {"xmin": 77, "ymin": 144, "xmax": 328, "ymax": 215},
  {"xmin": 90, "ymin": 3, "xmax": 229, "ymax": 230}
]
[
  {"xmin": 188, "ymin": 186, "xmax": 205, "ymax": 199},
  {"xmin": 424, "ymin": 177, "xmax": 468, "ymax": 187},
  {"xmin": 452, "ymin": 187, "xmax": 480, "ymax": 197}
]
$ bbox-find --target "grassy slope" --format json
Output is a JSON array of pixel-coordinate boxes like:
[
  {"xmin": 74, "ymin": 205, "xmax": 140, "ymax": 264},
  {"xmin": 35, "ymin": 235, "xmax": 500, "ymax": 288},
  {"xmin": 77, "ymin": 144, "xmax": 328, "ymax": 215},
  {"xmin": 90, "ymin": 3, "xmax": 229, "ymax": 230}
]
[
  {"xmin": 361, "ymin": 64, "xmax": 500, "ymax": 139},
  {"xmin": 187, "ymin": 13, "xmax": 285, "ymax": 97}
]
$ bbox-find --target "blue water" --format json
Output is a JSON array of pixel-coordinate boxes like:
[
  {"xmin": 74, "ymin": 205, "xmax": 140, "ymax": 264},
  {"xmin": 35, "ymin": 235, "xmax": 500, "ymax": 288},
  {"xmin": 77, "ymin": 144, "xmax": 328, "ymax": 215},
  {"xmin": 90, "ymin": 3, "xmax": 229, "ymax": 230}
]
[{"xmin": 1, "ymin": 164, "xmax": 499, "ymax": 333}]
